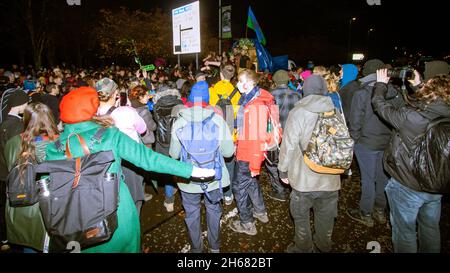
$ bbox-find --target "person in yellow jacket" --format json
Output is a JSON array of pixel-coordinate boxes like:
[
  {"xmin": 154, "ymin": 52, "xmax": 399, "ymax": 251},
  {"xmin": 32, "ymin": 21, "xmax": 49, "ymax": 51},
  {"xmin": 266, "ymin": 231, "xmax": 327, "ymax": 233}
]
[{"xmin": 209, "ymin": 64, "xmax": 240, "ymax": 205}]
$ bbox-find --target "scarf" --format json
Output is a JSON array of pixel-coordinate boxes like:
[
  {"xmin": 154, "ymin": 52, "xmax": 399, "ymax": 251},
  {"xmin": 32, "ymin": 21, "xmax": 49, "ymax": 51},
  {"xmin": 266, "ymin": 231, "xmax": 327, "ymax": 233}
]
[{"xmin": 236, "ymin": 86, "xmax": 260, "ymax": 132}]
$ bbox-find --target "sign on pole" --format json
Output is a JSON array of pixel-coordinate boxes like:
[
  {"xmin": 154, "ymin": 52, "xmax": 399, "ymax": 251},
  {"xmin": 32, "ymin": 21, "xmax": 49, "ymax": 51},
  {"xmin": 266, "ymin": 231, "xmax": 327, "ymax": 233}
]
[
  {"xmin": 172, "ymin": 1, "xmax": 201, "ymax": 55},
  {"xmin": 221, "ymin": 5, "xmax": 232, "ymax": 39}
]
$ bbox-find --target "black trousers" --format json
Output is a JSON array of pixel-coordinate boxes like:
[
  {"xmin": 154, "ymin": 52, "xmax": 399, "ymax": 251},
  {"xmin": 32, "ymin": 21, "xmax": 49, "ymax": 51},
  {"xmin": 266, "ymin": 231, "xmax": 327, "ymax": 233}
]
[{"xmin": 0, "ymin": 180, "xmax": 7, "ymax": 241}]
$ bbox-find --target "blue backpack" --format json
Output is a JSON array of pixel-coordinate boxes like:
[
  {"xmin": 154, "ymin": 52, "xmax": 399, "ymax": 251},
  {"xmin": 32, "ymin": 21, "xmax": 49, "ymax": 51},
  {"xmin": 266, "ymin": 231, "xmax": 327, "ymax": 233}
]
[{"xmin": 176, "ymin": 112, "xmax": 224, "ymax": 203}]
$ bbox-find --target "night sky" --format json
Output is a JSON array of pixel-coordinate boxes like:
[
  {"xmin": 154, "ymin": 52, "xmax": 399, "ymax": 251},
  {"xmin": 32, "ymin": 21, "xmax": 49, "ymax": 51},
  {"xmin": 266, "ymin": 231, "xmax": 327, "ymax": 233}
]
[{"xmin": 0, "ymin": 0, "xmax": 447, "ymax": 67}]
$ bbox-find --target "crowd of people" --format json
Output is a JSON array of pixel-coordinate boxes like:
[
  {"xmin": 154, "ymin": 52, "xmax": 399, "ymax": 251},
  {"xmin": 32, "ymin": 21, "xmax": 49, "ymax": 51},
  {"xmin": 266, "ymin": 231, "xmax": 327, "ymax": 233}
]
[{"xmin": 0, "ymin": 54, "xmax": 448, "ymax": 253}]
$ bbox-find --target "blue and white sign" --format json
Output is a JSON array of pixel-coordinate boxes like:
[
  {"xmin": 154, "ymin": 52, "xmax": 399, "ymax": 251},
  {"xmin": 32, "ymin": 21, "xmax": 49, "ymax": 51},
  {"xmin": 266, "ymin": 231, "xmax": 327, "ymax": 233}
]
[{"xmin": 172, "ymin": 1, "xmax": 201, "ymax": 54}]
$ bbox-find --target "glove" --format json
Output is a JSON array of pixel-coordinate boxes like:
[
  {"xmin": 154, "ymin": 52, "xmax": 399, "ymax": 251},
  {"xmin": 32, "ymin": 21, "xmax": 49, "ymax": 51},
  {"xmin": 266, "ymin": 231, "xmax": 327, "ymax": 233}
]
[{"xmin": 191, "ymin": 166, "xmax": 215, "ymax": 182}]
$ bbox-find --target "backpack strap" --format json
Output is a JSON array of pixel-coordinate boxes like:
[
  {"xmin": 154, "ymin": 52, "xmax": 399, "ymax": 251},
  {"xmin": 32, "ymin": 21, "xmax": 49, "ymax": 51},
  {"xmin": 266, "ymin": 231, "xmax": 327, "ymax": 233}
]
[
  {"xmin": 228, "ymin": 88, "xmax": 238, "ymax": 100},
  {"xmin": 105, "ymin": 106, "xmax": 117, "ymax": 116}
]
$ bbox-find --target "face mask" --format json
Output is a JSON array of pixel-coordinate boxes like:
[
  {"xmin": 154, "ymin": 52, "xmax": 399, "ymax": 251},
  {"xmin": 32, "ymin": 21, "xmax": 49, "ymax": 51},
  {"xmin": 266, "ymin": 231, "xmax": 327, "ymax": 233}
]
[{"xmin": 237, "ymin": 82, "xmax": 246, "ymax": 93}]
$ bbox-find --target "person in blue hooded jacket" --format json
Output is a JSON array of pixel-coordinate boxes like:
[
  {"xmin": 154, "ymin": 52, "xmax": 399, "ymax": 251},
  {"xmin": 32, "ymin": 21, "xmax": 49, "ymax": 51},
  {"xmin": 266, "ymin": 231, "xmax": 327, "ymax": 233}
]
[{"xmin": 338, "ymin": 64, "xmax": 360, "ymax": 124}]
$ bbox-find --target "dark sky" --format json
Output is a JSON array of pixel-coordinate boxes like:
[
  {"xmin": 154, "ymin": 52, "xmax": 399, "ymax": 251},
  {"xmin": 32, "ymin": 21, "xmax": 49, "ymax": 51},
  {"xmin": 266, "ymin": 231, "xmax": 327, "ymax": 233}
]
[{"xmin": 0, "ymin": 0, "xmax": 448, "ymax": 67}]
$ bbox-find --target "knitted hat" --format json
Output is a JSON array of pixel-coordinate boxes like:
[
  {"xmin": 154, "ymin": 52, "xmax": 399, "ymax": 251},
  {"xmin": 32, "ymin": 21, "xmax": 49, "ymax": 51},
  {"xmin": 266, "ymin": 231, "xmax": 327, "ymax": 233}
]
[
  {"xmin": 60, "ymin": 87, "xmax": 100, "ymax": 124},
  {"xmin": 300, "ymin": 70, "xmax": 312, "ymax": 80},
  {"xmin": 188, "ymin": 81, "xmax": 209, "ymax": 103},
  {"xmin": 272, "ymin": 70, "xmax": 290, "ymax": 85},
  {"xmin": 362, "ymin": 59, "xmax": 385, "ymax": 76},
  {"xmin": 424, "ymin": 60, "xmax": 449, "ymax": 82},
  {"xmin": 303, "ymin": 75, "xmax": 328, "ymax": 97},
  {"xmin": 5, "ymin": 89, "xmax": 29, "ymax": 108},
  {"xmin": 95, "ymin": 78, "xmax": 118, "ymax": 96}
]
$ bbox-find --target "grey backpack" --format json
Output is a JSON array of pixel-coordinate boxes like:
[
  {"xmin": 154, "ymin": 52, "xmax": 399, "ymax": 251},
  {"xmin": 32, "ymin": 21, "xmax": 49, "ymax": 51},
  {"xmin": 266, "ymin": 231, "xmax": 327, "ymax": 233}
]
[{"xmin": 36, "ymin": 128, "xmax": 120, "ymax": 252}]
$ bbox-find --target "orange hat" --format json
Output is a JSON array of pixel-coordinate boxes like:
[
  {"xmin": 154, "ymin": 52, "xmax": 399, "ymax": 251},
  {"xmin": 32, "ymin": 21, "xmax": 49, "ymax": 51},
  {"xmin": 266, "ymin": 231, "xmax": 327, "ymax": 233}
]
[{"xmin": 60, "ymin": 86, "xmax": 100, "ymax": 124}]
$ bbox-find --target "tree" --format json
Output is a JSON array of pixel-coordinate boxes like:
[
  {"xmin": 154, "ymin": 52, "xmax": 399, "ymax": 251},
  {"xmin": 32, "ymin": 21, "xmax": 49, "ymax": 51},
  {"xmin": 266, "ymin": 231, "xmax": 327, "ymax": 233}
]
[
  {"xmin": 13, "ymin": 0, "xmax": 57, "ymax": 69},
  {"xmin": 94, "ymin": 7, "xmax": 172, "ymax": 65}
]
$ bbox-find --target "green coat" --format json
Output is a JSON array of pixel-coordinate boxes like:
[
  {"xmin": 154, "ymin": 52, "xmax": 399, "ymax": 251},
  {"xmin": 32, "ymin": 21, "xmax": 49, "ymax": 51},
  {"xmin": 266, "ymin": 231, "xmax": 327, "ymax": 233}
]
[
  {"xmin": 45, "ymin": 121, "xmax": 193, "ymax": 253},
  {"xmin": 4, "ymin": 135, "xmax": 49, "ymax": 251},
  {"xmin": 169, "ymin": 106, "xmax": 235, "ymax": 194}
]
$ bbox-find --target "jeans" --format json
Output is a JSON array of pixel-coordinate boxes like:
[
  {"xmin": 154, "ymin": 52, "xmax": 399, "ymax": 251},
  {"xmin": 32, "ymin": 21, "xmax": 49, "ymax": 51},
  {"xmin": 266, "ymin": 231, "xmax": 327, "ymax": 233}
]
[
  {"xmin": 354, "ymin": 144, "xmax": 388, "ymax": 215},
  {"xmin": 223, "ymin": 156, "xmax": 236, "ymax": 198},
  {"xmin": 181, "ymin": 189, "xmax": 222, "ymax": 252},
  {"xmin": 289, "ymin": 189, "xmax": 338, "ymax": 253},
  {"xmin": 385, "ymin": 178, "xmax": 442, "ymax": 253},
  {"xmin": 264, "ymin": 149, "xmax": 289, "ymax": 195},
  {"xmin": 232, "ymin": 161, "xmax": 267, "ymax": 224}
]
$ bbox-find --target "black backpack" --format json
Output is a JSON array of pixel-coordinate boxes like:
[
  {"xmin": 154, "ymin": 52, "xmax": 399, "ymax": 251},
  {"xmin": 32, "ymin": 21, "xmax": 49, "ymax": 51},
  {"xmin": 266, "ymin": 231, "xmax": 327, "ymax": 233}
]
[
  {"xmin": 35, "ymin": 128, "xmax": 120, "ymax": 252},
  {"xmin": 411, "ymin": 117, "xmax": 450, "ymax": 194},
  {"xmin": 154, "ymin": 96, "xmax": 182, "ymax": 148},
  {"xmin": 215, "ymin": 88, "xmax": 238, "ymax": 129},
  {"xmin": 6, "ymin": 156, "xmax": 39, "ymax": 207}
]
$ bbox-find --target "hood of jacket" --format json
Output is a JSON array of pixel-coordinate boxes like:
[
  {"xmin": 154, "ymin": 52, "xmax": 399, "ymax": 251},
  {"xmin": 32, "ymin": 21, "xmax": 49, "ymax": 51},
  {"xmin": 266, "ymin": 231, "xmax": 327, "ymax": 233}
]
[
  {"xmin": 211, "ymin": 80, "xmax": 234, "ymax": 96},
  {"xmin": 340, "ymin": 64, "xmax": 359, "ymax": 88},
  {"xmin": 359, "ymin": 73, "xmax": 377, "ymax": 87},
  {"xmin": 303, "ymin": 75, "xmax": 328, "ymax": 97},
  {"xmin": 178, "ymin": 106, "xmax": 216, "ymax": 123},
  {"xmin": 296, "ymin": 95, "xmax": 335, "ymax": 114},
  {"xmin": 153, "ymin": 88, "xmax": 180, "ymax": 104}
]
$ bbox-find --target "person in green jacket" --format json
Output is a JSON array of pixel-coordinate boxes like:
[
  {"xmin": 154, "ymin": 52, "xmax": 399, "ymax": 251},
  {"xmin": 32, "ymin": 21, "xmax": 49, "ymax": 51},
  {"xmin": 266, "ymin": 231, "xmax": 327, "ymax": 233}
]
[
  {"xmin": 45, "ymin": 86, "xmax": 214, "ymax": 253},
  {"xmin": 4, "ymin": 103, "xmax": 59, "ymax": 252},
  {"xmin": 170, "ymin": 81, "xmax": 235, "ymax": 253}
]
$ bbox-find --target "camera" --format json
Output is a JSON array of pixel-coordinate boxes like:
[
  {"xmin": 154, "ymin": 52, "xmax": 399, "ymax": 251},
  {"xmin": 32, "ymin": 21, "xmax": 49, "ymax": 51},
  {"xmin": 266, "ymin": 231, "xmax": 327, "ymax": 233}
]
[{"xmin": 387, "ymin": 66, "xmax": 414, "ymax": 79}]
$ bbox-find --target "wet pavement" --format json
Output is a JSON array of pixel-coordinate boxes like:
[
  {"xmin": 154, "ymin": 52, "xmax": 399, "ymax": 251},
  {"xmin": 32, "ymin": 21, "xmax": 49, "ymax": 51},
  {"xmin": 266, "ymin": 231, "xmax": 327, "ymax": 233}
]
[{"xmin": 140, "ymin": 164, "xmax": 450, "ymax": 253}]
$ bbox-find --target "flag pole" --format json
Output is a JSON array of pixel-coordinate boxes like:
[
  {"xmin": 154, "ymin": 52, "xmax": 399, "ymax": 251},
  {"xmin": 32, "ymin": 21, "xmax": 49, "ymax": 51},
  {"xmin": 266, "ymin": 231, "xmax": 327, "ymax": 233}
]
[{"xmin": 245, "ymin": 25, "xmax": 248, "ymax": 38}]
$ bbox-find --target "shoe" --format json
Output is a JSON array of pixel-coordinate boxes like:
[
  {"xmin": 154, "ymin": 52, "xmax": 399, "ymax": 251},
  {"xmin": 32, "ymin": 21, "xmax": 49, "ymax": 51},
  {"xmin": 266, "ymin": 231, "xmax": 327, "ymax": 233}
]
[
  {"xmin": 144, "ymin": 193, "xmax": 153, "ymax": 202},
  {"xmin": 228, "ymin": 220, "xmax": 257, "ymax": 236},
  {"xmin": 267, "ymin": 190, "xmax": 287, "ymax": 202},
  {"xmin": 209, "ymin": 249, "xmax": 220, "ymax": 253},
  {"xmin": 164, "ymin": 201, "xmax": 174, "ymax": 212},
  {"xmin": 346, "ymin": 208, "xmax": 374, "ymax": 227},
  {"xmin": 1, "ymin": 241, "xmax": 10, "ymax": 252},
  {"xmin": 285, "ymin": 242, "xmax": 314, "ymax": 253},
  {"xmin": 253, "ymin": 211, "xmax": 269, "ymax": 223},
  {"xmin": 372, "ymin": 208, "xmax": 386, "ymax": 224},
  {"xmin": 224, "ymin": 194, "xmax": 234, "ymax": 206}
]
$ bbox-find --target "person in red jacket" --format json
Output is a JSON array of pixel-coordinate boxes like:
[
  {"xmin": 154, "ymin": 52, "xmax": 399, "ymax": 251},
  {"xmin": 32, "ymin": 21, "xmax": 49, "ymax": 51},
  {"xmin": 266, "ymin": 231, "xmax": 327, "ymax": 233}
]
[{"xmin": 229, "ymin": 69, "xmax": 280, "ymax": 236}]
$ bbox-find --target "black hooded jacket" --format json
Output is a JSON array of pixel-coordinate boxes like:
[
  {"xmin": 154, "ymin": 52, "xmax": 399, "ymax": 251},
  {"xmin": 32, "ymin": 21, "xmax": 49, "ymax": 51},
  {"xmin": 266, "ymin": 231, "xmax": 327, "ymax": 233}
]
[{"xmin": 372, "ymin": 82, "xmax": 450, "ymax": 192}]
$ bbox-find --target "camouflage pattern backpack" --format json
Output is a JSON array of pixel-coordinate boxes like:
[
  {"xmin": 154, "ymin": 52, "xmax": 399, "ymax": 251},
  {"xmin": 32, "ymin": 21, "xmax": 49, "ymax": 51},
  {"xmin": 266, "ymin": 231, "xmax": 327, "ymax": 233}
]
[{"xmin": 303, "ymin": 110, "xmax": 354, "ymax": 174}]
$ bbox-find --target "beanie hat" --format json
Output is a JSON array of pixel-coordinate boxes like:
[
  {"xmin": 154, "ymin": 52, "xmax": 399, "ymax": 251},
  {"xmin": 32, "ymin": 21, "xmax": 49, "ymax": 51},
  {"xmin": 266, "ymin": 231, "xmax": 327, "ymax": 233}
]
[
  {"xmin": 362, "ymin": 59, "xmax": 385, "ymax": 76},
  {"xmin": 5, "ymin": 89, "xmax": 29, "ymax": 108},
  {"xmin": 272, "ymin": 70, "xmax": 290, "ymax": 85},
  {"xmin": 303, "ymin": 75, "xmax": 328, "ymax": 97},
  {"xmin": 95, "ymin": 78, "xmax": 118, "ymax": 96},
  {"xmin": 300, "ymin": 70, "xmax": 312, "ymax": 80},
  {"xmin": 60, "ymin": 87, "xmax": 100, "ymax": 124},
  {"xmin": 188, "ymin": 81, "xmax": 209, "ymax": 103},
  {"xmin": 424, "ymin": 60, "xmax": 449, "ymax": 82}
]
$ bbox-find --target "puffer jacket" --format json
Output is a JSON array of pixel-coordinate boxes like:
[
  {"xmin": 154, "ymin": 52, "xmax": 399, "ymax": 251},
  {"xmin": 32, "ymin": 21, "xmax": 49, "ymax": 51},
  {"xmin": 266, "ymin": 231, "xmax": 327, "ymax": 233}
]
[
  {"xmin": 236, "ymin": 88, "xmax": 279, "ymax": 175},
  {"xmin": 133, "ymin": 104, "xmax": 157, "ymax": 145},
  {"xmin": 278, "ymin": 95, "xmax": 341, "ymax": 192},
  {"xmin": 372, "ymin": 82, "xmax": 450, "ymax": 192}
]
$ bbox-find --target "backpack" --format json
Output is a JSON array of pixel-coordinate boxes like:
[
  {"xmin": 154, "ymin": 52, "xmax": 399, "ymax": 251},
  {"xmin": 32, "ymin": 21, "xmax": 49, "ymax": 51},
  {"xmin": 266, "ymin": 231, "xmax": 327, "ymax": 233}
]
[
  {"xmin": 302, "ymin": 110, "xmax": 354, "ymax": 174},
  {"xmin": 410, "ymin": 117, "xmax": 450, "ymax": 193},
  {"xmin": 176, "ymin": 112, "xmax": 224, "ymax": 203},
  {"xmin": 154, "ymin": 97, "xmax": 182, "ymax": 148},
  {"xmin": 35, "ymin": 128, "xmax": 120, "ymax": 252},
  {"xmin": 6, "ymin": 156, "xmax": 39, "ymax": 207},
  {"xmin": 216, "ymin": 88, "xmax": 238, "ymax": 129}
]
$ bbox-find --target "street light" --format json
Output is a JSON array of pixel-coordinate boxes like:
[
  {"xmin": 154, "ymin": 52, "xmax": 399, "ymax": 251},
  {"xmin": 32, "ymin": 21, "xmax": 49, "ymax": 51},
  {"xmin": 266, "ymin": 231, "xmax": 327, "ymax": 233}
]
[{"xmin": 347, "ymin": 17, "xmax": 357, "ymax": 62}]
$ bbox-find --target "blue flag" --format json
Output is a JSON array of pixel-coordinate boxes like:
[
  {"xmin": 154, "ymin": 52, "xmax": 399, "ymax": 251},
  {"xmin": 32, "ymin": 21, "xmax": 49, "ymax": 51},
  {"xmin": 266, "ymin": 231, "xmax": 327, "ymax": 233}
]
[{"xmin": 247, "ymin": 7, "xmax": 266, "ymax": 46}]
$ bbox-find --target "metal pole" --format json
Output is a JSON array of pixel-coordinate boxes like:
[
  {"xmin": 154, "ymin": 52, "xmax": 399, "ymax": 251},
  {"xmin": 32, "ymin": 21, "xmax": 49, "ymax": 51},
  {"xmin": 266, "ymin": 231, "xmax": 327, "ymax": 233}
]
[
  {"xmin": 196, "ymin": 53, "xmax": 199, "ymax": 70},
  {"xmin": 219, "ymin": 0, "xmax": 222, "ymax": 55},
  {"xmin": 178, "ymin": 54, "xmax": 181, "ymax": 67}
]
